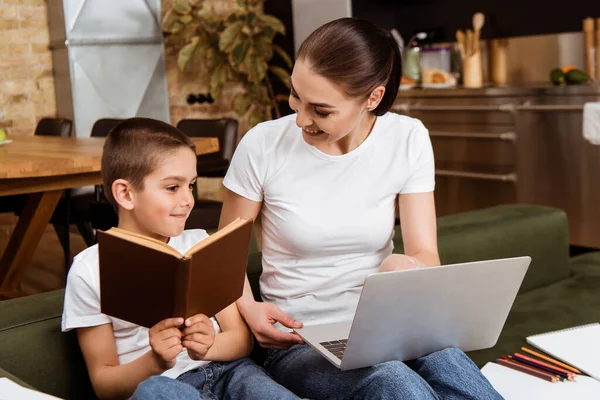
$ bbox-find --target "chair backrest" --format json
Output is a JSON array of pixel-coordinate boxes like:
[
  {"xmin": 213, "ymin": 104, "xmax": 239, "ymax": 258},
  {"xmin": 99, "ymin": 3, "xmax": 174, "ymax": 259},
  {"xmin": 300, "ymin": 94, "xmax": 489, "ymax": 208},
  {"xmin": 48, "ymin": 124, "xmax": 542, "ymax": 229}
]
[
  {"xmin": 176, "ymin": 118, "xmax": 238, "ymax": 162},
  {"xmin": 34, "ymin": 118, "xmax": 72, "ymax": 137},
  {"xmin": 90, "ymin": 118, "xmax": 125, "ymax": 137}
]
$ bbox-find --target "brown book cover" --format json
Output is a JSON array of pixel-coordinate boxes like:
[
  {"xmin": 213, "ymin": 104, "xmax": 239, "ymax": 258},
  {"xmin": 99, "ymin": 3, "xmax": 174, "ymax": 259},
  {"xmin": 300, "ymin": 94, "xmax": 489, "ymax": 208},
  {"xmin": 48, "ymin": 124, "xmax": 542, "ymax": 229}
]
[{"xmin": 98, "ymin": 218, "xmax": 253, "ymax": 328}]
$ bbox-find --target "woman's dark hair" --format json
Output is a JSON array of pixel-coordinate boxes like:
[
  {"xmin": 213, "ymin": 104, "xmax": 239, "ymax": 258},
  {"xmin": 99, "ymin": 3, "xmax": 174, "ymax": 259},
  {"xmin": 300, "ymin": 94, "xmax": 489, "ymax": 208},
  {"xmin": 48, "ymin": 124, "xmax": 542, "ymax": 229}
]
[{"xmin": 296, "ymin": 18, "xmax": 401, "ymax": 116}]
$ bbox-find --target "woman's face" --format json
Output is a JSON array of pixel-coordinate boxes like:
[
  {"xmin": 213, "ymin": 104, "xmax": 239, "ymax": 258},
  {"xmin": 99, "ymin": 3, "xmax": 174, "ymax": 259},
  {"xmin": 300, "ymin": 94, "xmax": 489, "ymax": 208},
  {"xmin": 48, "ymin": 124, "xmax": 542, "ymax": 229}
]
[{"xmin": 289, "ymin": 59, "xmax": 380, "ymax": 148}]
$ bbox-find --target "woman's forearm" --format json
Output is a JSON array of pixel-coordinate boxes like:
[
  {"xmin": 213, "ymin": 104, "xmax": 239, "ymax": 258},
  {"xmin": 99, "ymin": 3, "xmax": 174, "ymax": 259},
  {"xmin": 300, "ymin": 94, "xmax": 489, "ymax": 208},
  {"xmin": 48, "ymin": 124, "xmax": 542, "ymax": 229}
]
[
  {"xmin": 203, "ymin": 328, "xmax": 253, "ymax": 362},
  {"xmin": 411, "ymin": 250, "xmax": 441, "ymax": 267},
  {"xmin": 236, "ymin": 275, "xmax": 256, "ymax": 318}
]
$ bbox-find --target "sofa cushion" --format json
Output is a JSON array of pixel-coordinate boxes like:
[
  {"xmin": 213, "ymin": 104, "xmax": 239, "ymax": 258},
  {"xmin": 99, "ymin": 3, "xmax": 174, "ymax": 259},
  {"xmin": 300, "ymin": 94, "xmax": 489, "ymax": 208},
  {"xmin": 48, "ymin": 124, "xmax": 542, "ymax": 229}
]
[
  {"xmin": 570, "ymin": 251, "xmax": 600, "ymax": 268},
  {"xmin": 393, "ymin": 205, "xmax": 571, "ymax": 293},
  {"xmin": 0, "ymin": 290, "xmax": 95, "ymax": 399},
  {"xmin": 466, "ymin": 260, "xmax": 600, "ymax": 367}
]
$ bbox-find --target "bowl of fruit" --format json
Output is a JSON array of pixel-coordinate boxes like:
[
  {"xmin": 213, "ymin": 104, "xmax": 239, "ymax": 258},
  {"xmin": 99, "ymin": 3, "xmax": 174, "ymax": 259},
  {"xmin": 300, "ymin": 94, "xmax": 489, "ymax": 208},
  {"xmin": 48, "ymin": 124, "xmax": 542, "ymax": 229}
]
[
  {"xmin": 0, "ymin": 129, "xmax": 12, "ymax": 146},
  {"xmin": 550, "ymin": 66, "xmax": 590, "ymax": 85}
]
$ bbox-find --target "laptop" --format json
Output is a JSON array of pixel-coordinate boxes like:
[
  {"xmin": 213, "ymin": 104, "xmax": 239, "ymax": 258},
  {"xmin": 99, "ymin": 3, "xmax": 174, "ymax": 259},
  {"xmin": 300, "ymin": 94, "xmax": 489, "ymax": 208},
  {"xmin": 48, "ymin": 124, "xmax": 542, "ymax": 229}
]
[{"xmin": 294, "ymin": 256, "xmax": 531, "ymax": 370}]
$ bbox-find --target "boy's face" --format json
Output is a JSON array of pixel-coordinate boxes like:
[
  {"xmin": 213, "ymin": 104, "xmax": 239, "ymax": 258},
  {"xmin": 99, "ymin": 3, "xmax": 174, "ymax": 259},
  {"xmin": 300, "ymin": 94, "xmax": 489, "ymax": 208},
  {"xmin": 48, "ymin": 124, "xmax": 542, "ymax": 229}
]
[{"xmin": 127, "ymin": 147, "xmax": 197, "ymax": 241}]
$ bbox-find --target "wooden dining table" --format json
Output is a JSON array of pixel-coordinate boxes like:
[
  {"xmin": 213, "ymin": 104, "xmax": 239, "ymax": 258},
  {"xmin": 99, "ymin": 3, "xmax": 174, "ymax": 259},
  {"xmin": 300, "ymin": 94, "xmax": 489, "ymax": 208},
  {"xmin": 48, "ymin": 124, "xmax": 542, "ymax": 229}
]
[{"xmin": 0, "ymin": 135, "xmax": 219, "ymax": 299}]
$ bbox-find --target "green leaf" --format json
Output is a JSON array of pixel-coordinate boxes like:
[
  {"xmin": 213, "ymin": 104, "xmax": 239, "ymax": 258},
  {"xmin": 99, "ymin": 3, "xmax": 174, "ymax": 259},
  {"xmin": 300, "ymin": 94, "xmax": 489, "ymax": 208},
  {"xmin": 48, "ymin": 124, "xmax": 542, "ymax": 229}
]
[
  {"xmin": 247, "ymin": 12, "xmax": 256, "ymax": 25},
  {"xmin": 233, "ymin": 93, "xmax": 252, "ymax": 116},
  {"xmin": 248, "ymin": 107, "xmax": 266, "ymax": 128},
  {"xmin": 162, "ymin": 9, "xmax": 180, "ymax": 32},
  {"xmin": 257, "ymin": 14, "xmax": 285, "ymax": 36},
  {"xmin": 178, "ymin": 36, "xmax": 200, "ymax": 71},
  {"xmin": 205, "ymin": 47, "xmax": 223, "ymax": 71},
  {"xmin": 269, "ymin": 66, "xmax": 291, "ymax": 89},
  {"xmin": 201, "ymin": 17, "xmax": 220, "ymax": 32},
  {"xmin": 226, "ymin": 13, "xmax": 238, "ymax": 24},
  {"xmin": 245, "ymin": 55, "xmax": 268, "ymax": 83},
  {"xmin": 219, "ymin": 22, "xmax": 243, "ymax": 52},
  {"xmin": 210, "ymin": 64, "xmax": 227, "ymax": 99},
  {"xmin": 197, "ymin": 7, "xmax": 212, "ymax": 18},
  {"xmin": 179, "ymin": 14, "xmax": 193, "ymax": 25},
  {"xmin": 172, "ymin": 0, "xmax": 191, "ymax": 15},
  {"xmin": 254, "ymin": 34, "xmax": 273, "ymax": 61},
  {"xmin": 262, "ymin": 25, "xmax": 274, "ymax": 38},
  {"xmin": 273, "ymin": 45, "xmax": 293, "ymax": 69},
  {"xmin": 229, "ymin": 38, "xmax": 251, "ymax": 67},
  {"xmin": 171, "ymin": 20, "xmax": 185, "ymax": 34}
]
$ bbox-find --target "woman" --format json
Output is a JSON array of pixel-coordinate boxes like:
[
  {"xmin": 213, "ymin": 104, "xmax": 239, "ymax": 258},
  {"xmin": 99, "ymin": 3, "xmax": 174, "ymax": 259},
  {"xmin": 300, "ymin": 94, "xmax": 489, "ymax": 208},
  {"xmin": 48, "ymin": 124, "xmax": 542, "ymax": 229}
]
[{"xmin": 220, "ymin": 18, "xmax": 502, "ymax": 400}]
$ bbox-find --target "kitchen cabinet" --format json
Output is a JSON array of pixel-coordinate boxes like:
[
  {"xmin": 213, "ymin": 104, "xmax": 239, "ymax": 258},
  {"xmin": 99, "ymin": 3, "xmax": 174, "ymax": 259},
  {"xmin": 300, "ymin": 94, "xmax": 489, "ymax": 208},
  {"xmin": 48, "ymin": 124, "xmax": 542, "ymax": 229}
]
[{"xmin": 393, "ymin": 85, "xmax": 600, "ymax": 248}]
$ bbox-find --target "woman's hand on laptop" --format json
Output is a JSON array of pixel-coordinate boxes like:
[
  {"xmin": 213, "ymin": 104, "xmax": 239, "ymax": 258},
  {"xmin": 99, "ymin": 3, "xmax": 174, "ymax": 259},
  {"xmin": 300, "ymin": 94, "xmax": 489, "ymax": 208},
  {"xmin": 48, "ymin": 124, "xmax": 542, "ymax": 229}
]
[
  {"xmin": 242, "ymin": 301, "xmax": 305, "ymax": 349},
  {"xmin": 379, "ymin": 254, "xmax": 424, "ymax": 273}
]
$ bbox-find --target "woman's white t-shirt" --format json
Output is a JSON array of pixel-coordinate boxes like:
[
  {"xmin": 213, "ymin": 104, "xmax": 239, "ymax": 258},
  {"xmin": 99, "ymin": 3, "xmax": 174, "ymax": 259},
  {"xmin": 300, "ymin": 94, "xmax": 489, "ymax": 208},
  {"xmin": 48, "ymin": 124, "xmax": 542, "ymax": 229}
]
[{"xmin": 223, "ymin": 112, "xmax": 435, "ymax": 326}]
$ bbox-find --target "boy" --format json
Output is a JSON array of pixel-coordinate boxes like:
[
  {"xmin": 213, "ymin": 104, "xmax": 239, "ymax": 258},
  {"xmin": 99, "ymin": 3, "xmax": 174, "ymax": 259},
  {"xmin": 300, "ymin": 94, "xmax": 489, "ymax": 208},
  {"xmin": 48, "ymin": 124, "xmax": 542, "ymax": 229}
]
[{"xmin": 62, "ymin": 118, "xmax": 298, "ymax": 399}]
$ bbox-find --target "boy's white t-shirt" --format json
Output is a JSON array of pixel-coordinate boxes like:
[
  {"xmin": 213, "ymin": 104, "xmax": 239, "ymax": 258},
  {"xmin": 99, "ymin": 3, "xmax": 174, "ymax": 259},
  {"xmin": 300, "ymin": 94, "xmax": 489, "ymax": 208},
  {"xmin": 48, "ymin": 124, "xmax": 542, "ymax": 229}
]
[
  {"xmin": 223, "ymin": 112, "xmax": 435, "ymax": 327},
  {"xmin": 62, "ymin": 229, "xmax": 221, "ymax": 379}
]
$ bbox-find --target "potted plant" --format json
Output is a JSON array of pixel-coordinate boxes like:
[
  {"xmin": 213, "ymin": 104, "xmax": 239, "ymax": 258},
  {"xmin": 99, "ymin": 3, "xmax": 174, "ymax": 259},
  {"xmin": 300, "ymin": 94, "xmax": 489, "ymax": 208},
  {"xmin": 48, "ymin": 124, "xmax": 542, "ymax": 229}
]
[{"xmin": 163, "ymin": 0, "xmax": 293, "ymax": 128}]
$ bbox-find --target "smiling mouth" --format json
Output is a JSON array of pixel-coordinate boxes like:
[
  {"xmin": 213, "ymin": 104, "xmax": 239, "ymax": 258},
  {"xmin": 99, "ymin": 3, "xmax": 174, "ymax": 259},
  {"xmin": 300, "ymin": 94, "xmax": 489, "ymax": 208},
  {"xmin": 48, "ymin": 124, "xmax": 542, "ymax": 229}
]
[{"xmin": 303, "ymin": 127, "xmax": 324, "ymax": 136}]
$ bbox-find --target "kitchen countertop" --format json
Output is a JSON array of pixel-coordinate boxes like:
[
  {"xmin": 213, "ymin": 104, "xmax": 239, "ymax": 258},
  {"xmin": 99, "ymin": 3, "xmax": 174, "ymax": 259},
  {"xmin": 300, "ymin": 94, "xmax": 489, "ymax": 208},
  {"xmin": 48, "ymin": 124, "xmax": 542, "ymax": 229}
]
[{"xmin": 397, "ymin": 83, "xmax": 600, "ymax": 98}]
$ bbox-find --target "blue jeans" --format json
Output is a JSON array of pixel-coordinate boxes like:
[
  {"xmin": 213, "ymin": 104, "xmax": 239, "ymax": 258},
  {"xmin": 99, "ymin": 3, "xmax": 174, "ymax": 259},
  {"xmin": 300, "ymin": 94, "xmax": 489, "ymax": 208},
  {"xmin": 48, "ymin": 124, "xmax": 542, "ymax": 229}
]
[
  {"xmin": 132, "ymin": 357, "xmax": 300, "ymax": 400},
  {"xmin": 265, "ymin": 345, "xmax": 503, "ymax": 400}
]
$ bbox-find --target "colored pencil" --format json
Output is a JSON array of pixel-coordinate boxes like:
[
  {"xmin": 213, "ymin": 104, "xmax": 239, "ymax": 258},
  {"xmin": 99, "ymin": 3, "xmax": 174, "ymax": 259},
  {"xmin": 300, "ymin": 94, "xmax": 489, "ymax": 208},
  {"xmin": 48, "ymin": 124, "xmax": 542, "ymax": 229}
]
[
  {"xmin": 509, "ymin": 354, "xmax": 575, "ymax": 381},
  {"xmin": 496, "ymin": 357, "xmax": 559, "ymax": 382},
  {"xmin": 520, "ymin": 347, "xmax": 582, "ymax": 374}
]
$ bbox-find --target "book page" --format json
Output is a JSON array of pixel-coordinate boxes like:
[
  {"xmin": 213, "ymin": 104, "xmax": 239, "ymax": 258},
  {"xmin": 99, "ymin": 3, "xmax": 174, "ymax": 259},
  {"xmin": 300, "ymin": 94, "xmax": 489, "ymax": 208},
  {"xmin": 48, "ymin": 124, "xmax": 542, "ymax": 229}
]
[
  {"xmin": 104, "ymin": 227, "xmax": 182, "ymax": 258},
  {"xmin": 184, "ymin": 218, "xmax": 246, "ymax": 257}
]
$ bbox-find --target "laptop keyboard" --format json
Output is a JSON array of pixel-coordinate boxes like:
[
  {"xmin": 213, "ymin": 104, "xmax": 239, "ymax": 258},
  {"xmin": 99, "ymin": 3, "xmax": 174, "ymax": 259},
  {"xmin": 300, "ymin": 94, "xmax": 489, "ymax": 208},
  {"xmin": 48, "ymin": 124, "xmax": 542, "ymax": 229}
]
[{"xmin": 320, "ymin": 339, "xmax": 347, "ymax": 360}]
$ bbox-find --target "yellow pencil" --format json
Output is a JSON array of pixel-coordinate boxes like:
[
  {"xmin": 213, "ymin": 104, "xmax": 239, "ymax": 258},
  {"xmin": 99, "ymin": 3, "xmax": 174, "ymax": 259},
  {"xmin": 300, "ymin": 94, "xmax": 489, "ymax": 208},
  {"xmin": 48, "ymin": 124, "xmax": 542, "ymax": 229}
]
[{"xmin": 521, "ymin": 347, "xmax": 582, "ymax": 374}]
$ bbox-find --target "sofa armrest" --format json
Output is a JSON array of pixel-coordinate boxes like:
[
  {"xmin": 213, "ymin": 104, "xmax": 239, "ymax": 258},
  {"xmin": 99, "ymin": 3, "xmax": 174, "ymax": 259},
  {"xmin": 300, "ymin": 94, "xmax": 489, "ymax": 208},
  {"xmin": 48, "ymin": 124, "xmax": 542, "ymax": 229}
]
[{"xmin": 0, "ymin": 290, "xmax": 96, "ymax": 399}]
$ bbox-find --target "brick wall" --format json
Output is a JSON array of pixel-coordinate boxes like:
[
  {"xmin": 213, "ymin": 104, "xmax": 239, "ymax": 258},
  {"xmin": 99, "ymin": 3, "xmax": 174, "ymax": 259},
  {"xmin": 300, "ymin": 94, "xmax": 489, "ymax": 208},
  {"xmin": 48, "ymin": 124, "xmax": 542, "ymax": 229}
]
[
  {"xmin": 0, "ymin": 0, "xmax": 55, "ymax": 136},
  {"xmin": 0, "ymin": 0, "xmax": 256, "ymax": 138}
]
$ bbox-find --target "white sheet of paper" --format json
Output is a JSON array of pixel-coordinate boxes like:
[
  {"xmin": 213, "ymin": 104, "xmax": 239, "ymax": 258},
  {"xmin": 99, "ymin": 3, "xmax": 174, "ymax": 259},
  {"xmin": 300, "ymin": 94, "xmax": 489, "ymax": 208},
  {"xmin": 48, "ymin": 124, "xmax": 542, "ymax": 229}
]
[
  {"xmin": 526, "ymin": 323, "xmax": 600, "ymax": 381},
  {"xmin": 481, "ymin": 362, "xmax": 600, "ymax": 400},
  {"xmin": 0, "ymin": 378, "xmax": 62, "ymax": 400}
]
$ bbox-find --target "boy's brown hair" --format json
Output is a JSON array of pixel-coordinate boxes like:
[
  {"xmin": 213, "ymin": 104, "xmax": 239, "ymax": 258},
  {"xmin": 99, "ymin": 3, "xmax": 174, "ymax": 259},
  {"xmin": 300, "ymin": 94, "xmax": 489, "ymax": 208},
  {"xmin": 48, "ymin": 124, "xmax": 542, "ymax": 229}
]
[{"xmin": 101, "ymin": 117, "xmax": 196, "ymax": 210}]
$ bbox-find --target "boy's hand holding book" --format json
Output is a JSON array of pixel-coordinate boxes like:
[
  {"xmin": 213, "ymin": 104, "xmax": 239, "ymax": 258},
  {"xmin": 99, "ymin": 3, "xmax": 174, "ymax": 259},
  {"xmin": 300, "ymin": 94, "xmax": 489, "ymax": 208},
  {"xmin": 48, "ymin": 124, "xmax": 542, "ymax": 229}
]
[
  {"xmin": 149, "ymin": 317, "xmax": 185, "ymax": 372},
  {"xmin": 182, "ymin": 314, "xmax": 216, "ymax": 360}
]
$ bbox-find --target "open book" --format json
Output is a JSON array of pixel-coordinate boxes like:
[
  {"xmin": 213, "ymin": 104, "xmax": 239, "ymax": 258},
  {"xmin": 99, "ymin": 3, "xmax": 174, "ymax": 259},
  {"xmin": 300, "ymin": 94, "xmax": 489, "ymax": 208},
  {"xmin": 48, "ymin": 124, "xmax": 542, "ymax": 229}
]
[{"xmin": 98, "ymin": 218, "xmax": 253, "ymax": 328}]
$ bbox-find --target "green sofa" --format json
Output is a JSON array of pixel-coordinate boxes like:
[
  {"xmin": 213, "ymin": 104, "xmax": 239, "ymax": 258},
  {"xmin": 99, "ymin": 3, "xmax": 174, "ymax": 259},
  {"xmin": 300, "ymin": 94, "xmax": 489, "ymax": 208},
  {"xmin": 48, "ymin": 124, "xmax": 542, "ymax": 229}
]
[{"xmin": 1, "ymin": 204, "xmax": 599, "ymax": 399}]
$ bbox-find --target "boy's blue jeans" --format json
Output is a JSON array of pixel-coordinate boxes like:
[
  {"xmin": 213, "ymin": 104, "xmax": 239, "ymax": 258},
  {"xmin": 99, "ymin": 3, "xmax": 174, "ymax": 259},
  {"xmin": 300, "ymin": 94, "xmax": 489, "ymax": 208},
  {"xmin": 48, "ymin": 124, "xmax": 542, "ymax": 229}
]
[
  {"xmin": 131, "ymin": 357, "xmax": 299, "ymax": 400},
  {"xmin": 264, "ymin": 345, "xmax": 503, "ymax": 400}
]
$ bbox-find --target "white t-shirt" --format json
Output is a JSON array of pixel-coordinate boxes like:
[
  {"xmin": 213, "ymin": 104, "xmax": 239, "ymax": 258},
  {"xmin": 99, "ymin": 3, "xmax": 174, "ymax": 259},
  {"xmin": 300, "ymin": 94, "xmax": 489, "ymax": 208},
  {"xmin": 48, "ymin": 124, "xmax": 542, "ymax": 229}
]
[
  {"xmin": 223, "ymin": 112, "xmax": 435, "ymax": 326},
  {"xmin": 62, "ymin": 229, "xmax": 221, "ymax": 379}
]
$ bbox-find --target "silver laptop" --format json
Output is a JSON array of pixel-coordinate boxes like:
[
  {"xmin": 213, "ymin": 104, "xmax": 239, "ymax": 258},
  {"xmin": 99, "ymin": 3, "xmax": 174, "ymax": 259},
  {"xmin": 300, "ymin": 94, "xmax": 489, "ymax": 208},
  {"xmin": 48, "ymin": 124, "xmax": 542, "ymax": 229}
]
[{"xmin": 294, "ymin": 256, "xmax": 530, "ymax": 370}]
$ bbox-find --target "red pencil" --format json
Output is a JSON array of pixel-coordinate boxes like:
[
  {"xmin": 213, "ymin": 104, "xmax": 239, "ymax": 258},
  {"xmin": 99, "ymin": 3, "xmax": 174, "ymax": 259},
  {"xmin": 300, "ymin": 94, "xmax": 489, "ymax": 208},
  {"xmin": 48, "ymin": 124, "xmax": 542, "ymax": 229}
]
[
  {"xmin": 512, "ymin": 353, "xmax": 575, "ymax": 381},
  {"xmin": 496, "ymin": 357, "xmax": 559, "ymax": 383}
]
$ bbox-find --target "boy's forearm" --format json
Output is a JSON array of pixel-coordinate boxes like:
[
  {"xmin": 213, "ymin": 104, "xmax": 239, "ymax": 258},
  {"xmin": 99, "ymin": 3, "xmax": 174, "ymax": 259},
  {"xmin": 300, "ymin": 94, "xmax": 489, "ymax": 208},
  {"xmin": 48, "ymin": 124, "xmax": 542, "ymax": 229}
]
[
  {"xmin": 91, "ymin": 351, "xmax": 164, "ymax": 399},
  {"xmin": 203, "ymin": 328, "xmax": 253, "ymax": 362}
]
